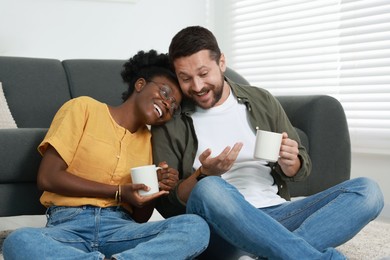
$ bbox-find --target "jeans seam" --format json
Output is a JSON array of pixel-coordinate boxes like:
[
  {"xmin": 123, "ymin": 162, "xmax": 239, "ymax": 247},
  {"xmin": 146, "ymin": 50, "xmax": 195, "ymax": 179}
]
[{"xmin": 277, "ymin": 188, "xmax": 346, "ymax": 223}]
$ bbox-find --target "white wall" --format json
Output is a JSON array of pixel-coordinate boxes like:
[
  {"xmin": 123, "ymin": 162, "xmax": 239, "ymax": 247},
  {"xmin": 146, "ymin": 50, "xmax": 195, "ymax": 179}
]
[
  {"xmin": 0, "ymin": 0, "xmax": 209, "ymax": 59},
  {"xmin": 351, "ymin": 153, "xmax": 390, "ymax": 221}
]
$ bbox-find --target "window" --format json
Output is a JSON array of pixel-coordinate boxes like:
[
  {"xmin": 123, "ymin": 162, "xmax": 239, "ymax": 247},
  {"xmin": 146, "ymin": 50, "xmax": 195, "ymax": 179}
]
[{"xmin": 228, "ymin": 0, "xmax": 390, "ymax": 155}]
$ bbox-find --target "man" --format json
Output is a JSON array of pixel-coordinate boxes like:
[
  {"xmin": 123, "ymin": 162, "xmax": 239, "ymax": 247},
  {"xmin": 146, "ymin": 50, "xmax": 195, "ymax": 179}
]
[{"xmin": 152, "ymin": 26, "xmax": 384, "ymax": 259}]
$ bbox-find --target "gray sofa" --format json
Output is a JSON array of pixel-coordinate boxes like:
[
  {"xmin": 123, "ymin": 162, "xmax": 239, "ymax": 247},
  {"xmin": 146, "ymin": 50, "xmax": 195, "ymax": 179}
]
[{"xmin": 0, "ymin": 56, "xmax": 351, "ymax": 218}]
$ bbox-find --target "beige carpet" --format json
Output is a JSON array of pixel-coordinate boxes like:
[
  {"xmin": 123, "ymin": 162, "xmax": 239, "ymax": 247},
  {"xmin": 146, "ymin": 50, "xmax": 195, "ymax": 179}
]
[
  {"xmin": 337, "ymin": 219, "xmax": 390, "ymax": 259},
  {"xmin": 0, "ymin": 220, "xmax": 389, "ymax": 259}
]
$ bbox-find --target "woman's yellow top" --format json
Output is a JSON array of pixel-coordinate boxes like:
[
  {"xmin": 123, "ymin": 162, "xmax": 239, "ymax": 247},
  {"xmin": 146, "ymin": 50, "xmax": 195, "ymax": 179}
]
[{"xmin": 38, "ymin": 96, "xmax": 152, "ymax": 212}]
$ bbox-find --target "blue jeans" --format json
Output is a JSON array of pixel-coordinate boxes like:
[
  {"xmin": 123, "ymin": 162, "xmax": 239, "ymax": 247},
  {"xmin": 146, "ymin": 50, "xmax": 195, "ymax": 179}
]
[
  {"xmin": 3, "ymin": 206, "xmax": 209, "ymax": 260},
  {"xmin": 186, "ymin": 177, "xmax": 384, "ymax": 260}
]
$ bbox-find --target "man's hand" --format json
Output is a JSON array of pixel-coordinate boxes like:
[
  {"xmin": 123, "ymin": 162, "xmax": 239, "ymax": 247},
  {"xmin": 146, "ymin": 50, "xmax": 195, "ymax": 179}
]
[
  {"xmin": 278, "ymin": 132, "xmax": 301, "ymax": 177},
  {"xmin": 198, "ymin": 142, "xmax": 243, "ymax": 176}
]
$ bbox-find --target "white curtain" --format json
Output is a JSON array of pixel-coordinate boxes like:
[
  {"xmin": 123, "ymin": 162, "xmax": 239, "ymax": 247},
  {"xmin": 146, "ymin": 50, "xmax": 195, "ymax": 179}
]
[{"xmin": 229, "ymin": 0, "xmax": 390, "ymax": 155}]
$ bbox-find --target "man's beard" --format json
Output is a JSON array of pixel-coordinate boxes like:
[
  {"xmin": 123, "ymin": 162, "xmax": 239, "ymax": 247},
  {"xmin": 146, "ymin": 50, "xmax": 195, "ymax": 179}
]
[{"xmin": 195, "ymin": 74, "xmax": 225, "ymax": 109}]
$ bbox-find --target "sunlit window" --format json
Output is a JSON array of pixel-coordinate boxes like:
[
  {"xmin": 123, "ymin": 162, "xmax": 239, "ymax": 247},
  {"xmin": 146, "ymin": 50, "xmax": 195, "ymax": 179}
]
[{"xmin": 228, "ymin": 0, "xmax": 390, "ymax": 155}]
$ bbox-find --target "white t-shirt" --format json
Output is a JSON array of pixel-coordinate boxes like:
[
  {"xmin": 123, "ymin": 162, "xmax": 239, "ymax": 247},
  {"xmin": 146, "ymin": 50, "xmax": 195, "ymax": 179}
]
[{"xmin": 192, "ymin": 91, "xmax": 286, "ymax": 208}]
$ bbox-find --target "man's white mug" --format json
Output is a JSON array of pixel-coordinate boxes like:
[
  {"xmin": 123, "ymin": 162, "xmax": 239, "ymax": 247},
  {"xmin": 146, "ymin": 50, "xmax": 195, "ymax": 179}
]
[
  {"xmin": 130, "ymin": 165, "xmax": 161, "ymax": 196},
  {"xmin": 254, "ymin": 130, "xmax": 283, "ymax": 162}
]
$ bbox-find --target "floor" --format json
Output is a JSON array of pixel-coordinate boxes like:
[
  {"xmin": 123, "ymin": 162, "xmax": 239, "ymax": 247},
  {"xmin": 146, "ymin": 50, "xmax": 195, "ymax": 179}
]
[{"xmin": 0, "ymin": 215, "xmax": 46, "ymax": 231}]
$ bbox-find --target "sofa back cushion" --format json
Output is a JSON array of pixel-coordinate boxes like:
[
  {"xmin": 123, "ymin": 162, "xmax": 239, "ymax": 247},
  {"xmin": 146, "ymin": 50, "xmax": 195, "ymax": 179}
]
[
  {"xmin": 277, "ymin": 95, "xmax": 351, "ymax": 196},
  {"xmin": 0, "ymin": 57, "xmax": 71, "ymax": 128},
  {"xmin": 62, "ymin": 59, "xmax": 128, "ymax": 106}
]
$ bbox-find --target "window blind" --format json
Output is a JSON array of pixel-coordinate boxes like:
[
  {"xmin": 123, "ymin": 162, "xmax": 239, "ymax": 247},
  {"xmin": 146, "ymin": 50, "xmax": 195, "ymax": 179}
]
[{"xmin": 229, "ymin": 0, "xmax": 390, "ymax": 155}]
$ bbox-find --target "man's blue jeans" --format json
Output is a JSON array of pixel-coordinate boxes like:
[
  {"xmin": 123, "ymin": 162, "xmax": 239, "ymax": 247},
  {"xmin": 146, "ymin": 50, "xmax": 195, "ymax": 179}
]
[
  {"xmin": 186, "ymin": 176, "xmax": 384, "ymax": 260},
  {"xmin": 3, "ymin": 206, "xmax": 209, "ymax": 260}
]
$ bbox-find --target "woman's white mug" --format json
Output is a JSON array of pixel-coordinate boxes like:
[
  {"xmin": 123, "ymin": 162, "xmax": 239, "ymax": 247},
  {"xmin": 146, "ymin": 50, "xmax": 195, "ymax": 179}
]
[
  {"xmin": 130, "ymin": 165, "xmax": 162, "ymax": 196},
  {"xmin": 253, "ymin": 130, "xmax": 283, "ymax": 162}
]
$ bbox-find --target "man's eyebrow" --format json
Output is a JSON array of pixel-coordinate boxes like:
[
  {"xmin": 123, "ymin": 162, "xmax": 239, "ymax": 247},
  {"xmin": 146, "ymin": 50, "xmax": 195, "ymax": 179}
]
[
  {"xmin": 197, "ymin": 65, "xmax": 209, "ymax": 71},
  {"xmin": 177, "ymin": 72, "xmax": 190, "ymax": 77},
  {"xmin": 180, "ymin": 66, "xmax": 209, "ymax": 74},
  {"xmin": 177, "ymin": 65, "xmax": 210, "ymax": 78}
]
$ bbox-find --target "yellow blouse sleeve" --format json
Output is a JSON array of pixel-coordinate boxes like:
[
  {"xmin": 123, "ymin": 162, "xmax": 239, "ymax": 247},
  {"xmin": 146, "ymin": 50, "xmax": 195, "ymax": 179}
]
[{"xmin": 38, "ymin": 98, "xmax": 88, "ymax": 166}]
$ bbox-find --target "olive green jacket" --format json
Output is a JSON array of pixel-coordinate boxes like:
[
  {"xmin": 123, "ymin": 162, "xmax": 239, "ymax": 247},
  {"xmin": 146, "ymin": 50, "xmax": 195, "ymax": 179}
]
[{"xmin": 151, "ymin": 78, "xmax": 311, "ymax": 218}]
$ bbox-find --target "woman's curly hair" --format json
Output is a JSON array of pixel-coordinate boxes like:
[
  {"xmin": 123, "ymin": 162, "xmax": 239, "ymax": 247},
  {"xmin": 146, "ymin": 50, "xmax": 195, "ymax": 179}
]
[{"xmin": 121, "ymin": 49, "xmax": 178, "ymax": 102}]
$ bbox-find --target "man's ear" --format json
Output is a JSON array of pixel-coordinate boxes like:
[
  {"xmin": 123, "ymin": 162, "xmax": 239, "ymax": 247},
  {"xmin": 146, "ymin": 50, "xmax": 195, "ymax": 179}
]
[
  {"xmin": 219, "ymin": 53, "xmax": 227, "ymax": 73},
  {"xmin": 134, "ymin": 78, "xmax": 146, "ymax": 92}
]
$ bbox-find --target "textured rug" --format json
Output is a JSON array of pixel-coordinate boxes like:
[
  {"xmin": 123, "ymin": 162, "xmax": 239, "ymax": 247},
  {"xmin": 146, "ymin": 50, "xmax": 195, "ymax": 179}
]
[
  {"xmin": 0, "ymin": 220, "xmax": 389, "ymax": 259},
  {"xmin": 0, "ymin": 230, "xmax": 12, "ymax": 258},
  {"xmin": 337, "ymin": 219, "xmax": 390, "ymax": 259}
]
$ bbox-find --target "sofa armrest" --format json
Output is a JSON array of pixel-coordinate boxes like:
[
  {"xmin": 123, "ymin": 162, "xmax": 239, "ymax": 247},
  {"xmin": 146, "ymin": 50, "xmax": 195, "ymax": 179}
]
[
  {"xmin": 0, "ymin": 128, "xmax": 47, "ymax": 216},
  {"xmin": 276, "ymin": 95, "xmax": 351, "ymax": 197}
]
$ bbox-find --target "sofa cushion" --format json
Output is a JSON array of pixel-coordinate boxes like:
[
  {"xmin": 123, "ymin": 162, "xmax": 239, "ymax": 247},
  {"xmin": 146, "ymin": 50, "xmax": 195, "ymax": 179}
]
[
  {"xmin": 0, "ymin": 183, "xmax": 46, "ymax": 216},
  {"xmin": 0, "ymin": 128, "xmax": 47, "ymax": 216},
  {"xmin": 0, "ymin": 57, "xmax": 71, "ymax": 128},
  {"xmin": 62, "ymin": 59, "xmax": 128, "ymax": 106},
  {"xmin": 277, "ymin": 95, "xmax": 351, "ymax": 196},
  {"xmin": 0, "ymin": 128, "xmax": 47, "ymax": 183},
  {"xmin": 0, "ymin": 82, "xmax": 17, "ymax": 129}
]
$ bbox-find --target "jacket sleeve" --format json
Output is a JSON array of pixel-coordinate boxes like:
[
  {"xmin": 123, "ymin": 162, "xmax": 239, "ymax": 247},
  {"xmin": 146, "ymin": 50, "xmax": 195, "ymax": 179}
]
[
  {"xmin": 151, "ymin": 117, "xmax": 194, "ymax": 218},
  {"xmin": 244, "ymin": 85, "xmax": 312, "ymax": 183},
  {"xmin": 268, "ymin": 92, "xmax": 312, "ymax": 182}
]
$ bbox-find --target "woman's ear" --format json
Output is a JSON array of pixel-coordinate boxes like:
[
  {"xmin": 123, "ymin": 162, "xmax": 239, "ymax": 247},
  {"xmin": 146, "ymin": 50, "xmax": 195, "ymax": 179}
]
[{"xmin": 134, "ymin": 78, "xmax": 146, "ymax": 92}]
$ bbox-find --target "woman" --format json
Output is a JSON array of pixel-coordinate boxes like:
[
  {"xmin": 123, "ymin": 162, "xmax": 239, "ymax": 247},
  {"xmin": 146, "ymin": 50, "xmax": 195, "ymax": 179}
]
[{"xmin": 3, "ymin": 50, "xmax": 209, "ymax": 260}]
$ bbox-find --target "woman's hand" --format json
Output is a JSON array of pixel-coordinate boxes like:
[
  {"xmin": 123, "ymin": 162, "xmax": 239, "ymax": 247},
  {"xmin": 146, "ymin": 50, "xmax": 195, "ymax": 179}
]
[
  {"xmin": 120, "ymin": 183, "xmax": 167, "ymax": 223},
  {"xmin": 157, "ymin": 161, "xmax": 179, "ymax": 191},
  {"xmin": 121, "ymin": 183, "xmax": 168, "ymax": 208}
]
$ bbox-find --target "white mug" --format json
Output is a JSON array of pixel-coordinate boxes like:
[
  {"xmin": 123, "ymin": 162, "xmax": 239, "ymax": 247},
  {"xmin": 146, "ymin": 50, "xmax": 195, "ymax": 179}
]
[
  {"xmin": 130, "ymin": 165, "xmax": 162, "ymax": 196},
  {"xmin": 253, "ymin": 130, "xmax": 283, "ymax": 162}
]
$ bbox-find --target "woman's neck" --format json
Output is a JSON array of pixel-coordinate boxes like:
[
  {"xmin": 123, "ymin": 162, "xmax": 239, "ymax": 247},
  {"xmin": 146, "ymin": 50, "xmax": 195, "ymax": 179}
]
[{"xmin": 108, "ymin": 100, "xmax": 141, "ymax": 133}]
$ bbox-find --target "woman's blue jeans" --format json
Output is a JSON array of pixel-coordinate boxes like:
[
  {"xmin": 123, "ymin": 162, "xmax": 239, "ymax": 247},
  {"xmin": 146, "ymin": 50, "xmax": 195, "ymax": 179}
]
[
  {"xmin": 186, "ymin": 176, "xmax": 384, "ymax": 260},
  {"xmin": 3, "ymin": 206, "xmax": 209, "ymax": 260}
]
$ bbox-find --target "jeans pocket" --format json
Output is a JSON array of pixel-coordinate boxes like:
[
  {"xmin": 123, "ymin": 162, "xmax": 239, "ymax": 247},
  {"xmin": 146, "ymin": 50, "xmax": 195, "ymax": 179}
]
[
  {"xmin": 117, "ymin": 208, "xmax": 134, "ymax": 221},
  {"xmin": 47, "ymin": 206, "xmax": 84, "ymax": 226}
]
